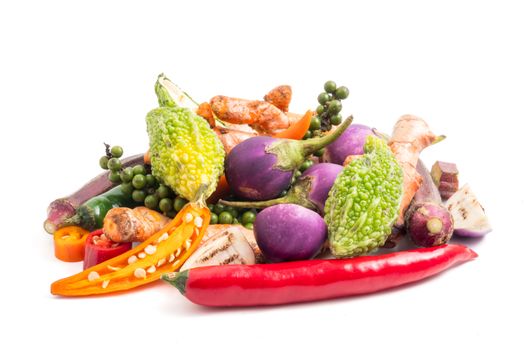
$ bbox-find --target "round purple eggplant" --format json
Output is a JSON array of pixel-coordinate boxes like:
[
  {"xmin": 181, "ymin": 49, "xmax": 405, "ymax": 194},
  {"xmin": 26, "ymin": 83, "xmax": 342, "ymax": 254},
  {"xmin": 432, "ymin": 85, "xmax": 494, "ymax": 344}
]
[
  {"xmin": 220, "ymin": 163, "xmax": 343, "ymax": 213},
  {"xmin": 254, "ymin": 204, "xmax": 327, "ymax": 262},
  {"xmin": 323, "ymin": 124, "xmax": 375, "ymax": 165},
  {"xmin": 225, "ymin": 136, "xmax": 293, "ymax": 201},
  {"xmin": 301, "ymin": 163, "xmax": 343, "ymax": 212},
  {"xmin": 225, "ymin": 116, "xmax": 353, "ymax": 200}
]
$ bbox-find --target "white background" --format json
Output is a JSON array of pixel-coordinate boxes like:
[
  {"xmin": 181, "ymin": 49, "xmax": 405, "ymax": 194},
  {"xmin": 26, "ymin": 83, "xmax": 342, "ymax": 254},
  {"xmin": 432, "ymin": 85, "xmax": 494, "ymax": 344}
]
[{"xmin": 1, "ymin": 1, "xmax": 524, "ymax": 349}]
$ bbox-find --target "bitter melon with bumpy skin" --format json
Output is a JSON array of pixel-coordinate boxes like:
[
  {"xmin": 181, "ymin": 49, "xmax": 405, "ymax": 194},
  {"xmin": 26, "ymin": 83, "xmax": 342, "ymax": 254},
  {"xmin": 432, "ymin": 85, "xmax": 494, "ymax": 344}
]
[
  {"xmin": 325, "ymin": 136, "xmax": 403, "ymax": 257},
  {"xmin": 146, "ymin": 106, "xmax": 225, "ymax": 202}
]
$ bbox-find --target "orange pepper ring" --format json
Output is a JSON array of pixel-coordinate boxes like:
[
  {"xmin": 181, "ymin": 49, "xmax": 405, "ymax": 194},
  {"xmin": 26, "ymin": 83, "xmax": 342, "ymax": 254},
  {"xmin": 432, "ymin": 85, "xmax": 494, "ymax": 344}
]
[{"xmin": 54, "ymin": 226, "xmax": 90, "ymax": 262}]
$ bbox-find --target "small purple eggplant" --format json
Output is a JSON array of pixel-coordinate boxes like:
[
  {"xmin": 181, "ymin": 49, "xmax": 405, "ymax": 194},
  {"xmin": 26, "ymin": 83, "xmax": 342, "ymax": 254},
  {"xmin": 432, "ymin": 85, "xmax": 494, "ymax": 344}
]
[
  {"xmin": 405, "ymin": 160, "xmax": 454, "ymax": 247},
  {"xmin": 254, "ymin": 204, "xmax": 327, "ymax": 262},
  {"xmin": 323, "ymin": 124, "xmax": 375, "ymax": 165},
  {"xmin": 225, "ymin": 116, "xmax": 353, "ymax": 201},
  {"xmin": 220, "ymin": 163, "xmax": 343, "ymax": 213}
]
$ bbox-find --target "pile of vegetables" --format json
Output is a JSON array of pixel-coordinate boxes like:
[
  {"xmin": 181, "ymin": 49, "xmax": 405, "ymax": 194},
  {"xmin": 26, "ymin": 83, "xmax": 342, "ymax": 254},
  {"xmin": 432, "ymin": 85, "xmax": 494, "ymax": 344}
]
[{"xmin": 45, "ymin": 74, "xmax": 491, "ymax": 306}]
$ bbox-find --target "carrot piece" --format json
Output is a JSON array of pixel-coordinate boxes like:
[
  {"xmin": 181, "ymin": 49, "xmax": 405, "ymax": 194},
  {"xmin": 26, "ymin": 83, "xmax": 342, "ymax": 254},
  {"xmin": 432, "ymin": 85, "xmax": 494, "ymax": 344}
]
[
  {"xmin": 273, "ymin": 110, "xmax": 313, "ymax": 140},
  {"xmin": 388, "ymin": 115, "xmax": 445, "ymax": 226},
  {"xmin": 50, "ymin": 204, "xmax": 210, "ymax": 296},
  {"xmin": 144, "ymin": 150, "xmax": 151, "ymax": 165}
]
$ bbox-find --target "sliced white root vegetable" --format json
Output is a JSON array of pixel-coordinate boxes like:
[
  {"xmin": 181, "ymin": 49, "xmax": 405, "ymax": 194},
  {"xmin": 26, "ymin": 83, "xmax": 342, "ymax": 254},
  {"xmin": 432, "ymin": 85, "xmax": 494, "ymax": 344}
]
[
  {"xmin": 446, "ymin": 184, "xmax": 492, "ymax": 237},
  {"xmin": 180, "ymin": 229, "xmax": 255, "ymax": 271}
]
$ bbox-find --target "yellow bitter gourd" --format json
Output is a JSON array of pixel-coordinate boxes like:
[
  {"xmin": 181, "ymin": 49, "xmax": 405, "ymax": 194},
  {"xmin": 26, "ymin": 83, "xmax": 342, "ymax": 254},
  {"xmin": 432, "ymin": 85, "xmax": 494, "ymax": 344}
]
[
  {"xmin": 146, "ymin": 75, "xmax": 225, "ymax": 203},
  {"xmin": 146, "ymin": 106, "xmax": 225, "ymax": 202}
]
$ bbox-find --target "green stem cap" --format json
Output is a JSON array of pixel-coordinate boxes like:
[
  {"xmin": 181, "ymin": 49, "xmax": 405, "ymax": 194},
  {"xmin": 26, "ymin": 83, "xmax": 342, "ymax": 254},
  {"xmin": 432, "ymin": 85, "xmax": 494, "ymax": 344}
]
[
  {"xmin": 268, "ymin": 115, "xmax": 353, "ymax": 171},
  {"xmin": 300, "ymin": 115, "xmax": 353, "ymax": 156},
  {"xmin": 162, "ymin": 270, "xmax": 189, "ymax": 295},
  {"xmin": 60, "ymin": 214, "xmax": 81, "ymax": 228}
]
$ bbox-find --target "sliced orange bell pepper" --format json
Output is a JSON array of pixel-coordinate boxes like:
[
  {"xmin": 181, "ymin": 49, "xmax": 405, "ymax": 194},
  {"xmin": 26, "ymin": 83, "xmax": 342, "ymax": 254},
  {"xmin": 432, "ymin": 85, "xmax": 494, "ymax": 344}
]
[
  {"xmin": 54, "ymin": 226, "xmax": 90, "ymax": 262},
  {"xmin": 273, "ymin": 110, "xmax": 313, "ymax": 140},
  {"xmin": 51, "ymin": 203, "xmax": 210, "ymax": 296}
]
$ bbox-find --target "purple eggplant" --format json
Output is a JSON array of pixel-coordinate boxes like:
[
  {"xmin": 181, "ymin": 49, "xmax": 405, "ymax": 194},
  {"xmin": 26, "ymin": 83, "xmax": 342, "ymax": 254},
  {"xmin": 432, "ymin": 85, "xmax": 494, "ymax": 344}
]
[
  {"xmin": 220, "ymin": 163, "xmax": 343, "ymax": 213},
  {"xmin": 323, "ymin": 124, "xmax": 375, "ymax": 165},
  {"xmin": 44, "ymin": 154, "xmax": 144, "ymax": 234},
  {"xmin": 254, "ymin": 204, "xmax": 327, "ymax": 262},
  {"xmin": 225, "ymin": 116, "xmax": 353, "ymax": 201},
  {"xmin": 405, "ymin": 160, "xmax": 454, "ymax": 247}
]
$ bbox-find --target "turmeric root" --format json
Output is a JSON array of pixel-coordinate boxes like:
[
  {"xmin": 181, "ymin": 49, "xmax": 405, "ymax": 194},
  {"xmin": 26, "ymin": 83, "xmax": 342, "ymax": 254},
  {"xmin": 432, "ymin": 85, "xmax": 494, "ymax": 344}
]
[
  {"xmin": 264, "ymin": 85, "xmax": 292, "ymax": 112},
  {"xmin": 388, "ymin": 115, "xmax": 444, "ymax": 226},
  {"xmin": 209, "ymin": 96, "xmax": 291, "ymax": 134},
  {"xmin": 103, "ymin": 207, "xmax": 171, "ymax": 242},
  {"xmin": 195, "ymin": 101, "xmax": 259, "ymax": 153},
  {"xmin": 213, "ymin": 126, "xmax": 257, "ymax": 153}
]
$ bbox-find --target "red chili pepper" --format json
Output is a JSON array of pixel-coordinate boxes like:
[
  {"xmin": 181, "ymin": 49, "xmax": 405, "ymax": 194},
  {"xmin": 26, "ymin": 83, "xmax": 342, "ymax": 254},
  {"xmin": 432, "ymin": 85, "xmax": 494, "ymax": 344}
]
[
  {"xmin": 162, "ymin": 244, "xmax": 477, "ymax": 307},
  {"xmin": 83, "ymin": 229, "xmax": 132, "ymax": 270}
]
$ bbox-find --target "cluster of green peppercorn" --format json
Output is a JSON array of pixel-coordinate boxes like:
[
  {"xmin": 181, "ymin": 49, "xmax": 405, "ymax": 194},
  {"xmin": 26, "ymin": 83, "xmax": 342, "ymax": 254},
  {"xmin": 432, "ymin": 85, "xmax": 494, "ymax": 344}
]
[
  {"xmin": 292, "ymin": 81, "xmax": 350, "ymax": 182},
  {"xmin": 304, "ymin": 80, "xmax": 349, "ymax": 139},
  {"xmin": 99, "ymin": 144, "xmax": 257, "ymax": 228},
  {"xmin": 99, "ymin": 144, "xmax": 188, "ymax": 218},
  {"xmin": 208, "ymin": 203, "xmax": 257, "ymax": 229}
]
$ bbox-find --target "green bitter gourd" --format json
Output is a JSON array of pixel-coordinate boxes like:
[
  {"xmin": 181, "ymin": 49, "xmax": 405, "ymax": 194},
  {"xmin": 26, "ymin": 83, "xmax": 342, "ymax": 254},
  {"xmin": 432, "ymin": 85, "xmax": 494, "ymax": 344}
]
[{"xmin": 325, "ymin": 136, "xmax": 403, "ymax": 257}]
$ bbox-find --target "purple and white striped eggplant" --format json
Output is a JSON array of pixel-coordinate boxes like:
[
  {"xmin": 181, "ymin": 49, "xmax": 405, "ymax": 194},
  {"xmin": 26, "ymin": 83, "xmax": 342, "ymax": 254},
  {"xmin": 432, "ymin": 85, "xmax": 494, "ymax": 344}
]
[{"xmin": 44, "ymin": 154, "xmax": 144, "ymax": 234}]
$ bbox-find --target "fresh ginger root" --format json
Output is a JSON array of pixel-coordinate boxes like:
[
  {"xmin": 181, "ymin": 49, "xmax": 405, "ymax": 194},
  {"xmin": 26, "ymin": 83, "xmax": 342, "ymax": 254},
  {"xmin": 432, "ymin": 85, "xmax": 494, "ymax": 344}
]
[
  {"xmin": 388, "ymin": 115, "xmax": 444, "ymax": 226},
  {"xmin": 103, "ymin": 207, "xmax": 171, "ymax": 242}
]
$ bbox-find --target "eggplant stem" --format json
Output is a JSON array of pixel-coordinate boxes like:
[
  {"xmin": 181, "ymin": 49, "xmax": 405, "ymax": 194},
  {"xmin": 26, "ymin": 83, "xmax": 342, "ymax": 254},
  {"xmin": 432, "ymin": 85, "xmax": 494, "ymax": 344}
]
[
  {"xmin": 219, "ymin": 196, "xmax": 288, "ymax": 209},
  {"xmin": 219, "ymin": 176, "xmax": 319, "ymax": 212},
  {"xmin": 300, "ymin": 115, "xmax": 353, "ymax": 155}
]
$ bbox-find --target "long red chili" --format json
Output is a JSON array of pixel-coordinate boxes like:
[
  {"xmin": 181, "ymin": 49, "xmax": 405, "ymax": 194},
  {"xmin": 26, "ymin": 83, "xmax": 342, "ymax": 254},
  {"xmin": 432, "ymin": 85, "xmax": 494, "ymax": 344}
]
[{"xmin": 162, "ymin": 244, "xmax": 477, "ymax": 307}]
